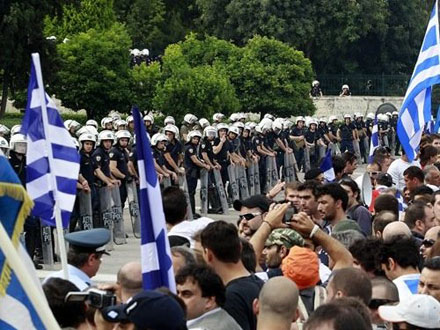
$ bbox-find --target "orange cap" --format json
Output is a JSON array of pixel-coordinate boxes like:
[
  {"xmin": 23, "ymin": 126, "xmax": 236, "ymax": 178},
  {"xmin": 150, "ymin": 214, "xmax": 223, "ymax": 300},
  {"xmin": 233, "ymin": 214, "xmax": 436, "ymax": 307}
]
[{"xmin": 281, "ymin": 246, "xmax": 320, "ymax": 290}]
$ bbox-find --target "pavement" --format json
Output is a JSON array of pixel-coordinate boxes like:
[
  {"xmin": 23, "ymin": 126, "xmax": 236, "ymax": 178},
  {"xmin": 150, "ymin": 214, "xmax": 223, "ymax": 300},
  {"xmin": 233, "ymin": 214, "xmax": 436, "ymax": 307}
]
[{"xmin": 36, "ymin": 163, "xmax": 368, "ymax": 284}]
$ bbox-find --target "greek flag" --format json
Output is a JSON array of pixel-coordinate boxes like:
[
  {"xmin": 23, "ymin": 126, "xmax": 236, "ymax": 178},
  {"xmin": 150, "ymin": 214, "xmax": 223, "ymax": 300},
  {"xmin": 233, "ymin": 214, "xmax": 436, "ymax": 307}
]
[
  {"xmin": 20, "ymin": 54, "xmax": 80, "ymax": 228},
  {"xmin": 319, "ymin": 149, "xmax": 335, "ymax": 182},
  {"xmin": 397, "ymin": 0, "xmax": 440, "ymax": 161},
  {"xmin": 132, "ymin": 107, "xmax": 175, "ymax": 292},
  {"xmin": 368, "ymin": 116, "xmax": 379, "ymax": 163},
  {"xmin": 395, "ymin": 190, "xmax": 406, "ymax": 219},
  {"xmin": 434, "ymin": 105, "xmax": 440, "ymax": 133},
  {"xmin": 0, "ymin": 152, "xmax": 45, "ymax": 329}
]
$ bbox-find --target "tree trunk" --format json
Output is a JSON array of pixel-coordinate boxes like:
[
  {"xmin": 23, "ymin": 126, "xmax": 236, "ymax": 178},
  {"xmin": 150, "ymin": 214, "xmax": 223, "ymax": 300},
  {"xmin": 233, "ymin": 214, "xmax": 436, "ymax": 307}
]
[{"xmin": 0, "ymin": 69, "xmax": 9, "ymax": 119}]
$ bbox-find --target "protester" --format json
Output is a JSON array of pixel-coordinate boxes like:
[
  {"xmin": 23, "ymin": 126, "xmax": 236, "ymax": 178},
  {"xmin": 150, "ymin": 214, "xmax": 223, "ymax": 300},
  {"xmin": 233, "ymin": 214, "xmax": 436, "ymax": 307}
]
[
  {"xmin": 315, "ymin": 183, "xmax": 350, "ymax": 231},
  {"xmin": 326, "ymin": 268, "xmax": 372, "ymax": 306},
  {"xmin": 382, "ymin": 221, "xmax": 412, "ymax": 242},
  {"xmin": 116, "ymin": 261, "xmax": 143, "ymax": 302},
  {"xmin": 421, "ymin": 226, "xmax": 440, "ymax": 259},
  {"xmin": 418, "ymin": 257, "xmax": 440, "ymax": 302},
  {"xmin": 171, "ymin": 246, "xmax": 197, "ymax": 275},
  {"xmin": 234, "ymin": 195, "xmax": 271, "ymax": 240},
  {"xmin": 369, "ymin": 276, "xmax": 399, "ymax": 329},
  {"xmin": 404, "ymin": 201, "xmax": 436, "ymax": 245},
  {"xmin": 372, "ymin": 211, "xmax": 397, "ymax": 238}
]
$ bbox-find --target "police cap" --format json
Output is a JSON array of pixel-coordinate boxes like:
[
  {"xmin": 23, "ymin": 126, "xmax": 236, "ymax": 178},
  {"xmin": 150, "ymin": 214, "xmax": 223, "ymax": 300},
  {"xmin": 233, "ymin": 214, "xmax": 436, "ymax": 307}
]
[{"xmin": 65, "ymin": 228, "xmax": 111, "ymax": 255}]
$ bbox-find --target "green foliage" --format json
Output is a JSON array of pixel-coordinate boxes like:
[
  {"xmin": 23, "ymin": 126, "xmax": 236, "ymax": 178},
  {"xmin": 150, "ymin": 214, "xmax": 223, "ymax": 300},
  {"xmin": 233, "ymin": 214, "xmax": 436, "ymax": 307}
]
[
  {"xmin": 0, "ymin": 113, "xmax": 23, "ymax": 128},
  {"xmin": 54, "ymin": 23, "xmax": 132, "ymax": 119},
  {"xmin": 131, "ymin": 62, "xmax": 162, "ymax": 113}
]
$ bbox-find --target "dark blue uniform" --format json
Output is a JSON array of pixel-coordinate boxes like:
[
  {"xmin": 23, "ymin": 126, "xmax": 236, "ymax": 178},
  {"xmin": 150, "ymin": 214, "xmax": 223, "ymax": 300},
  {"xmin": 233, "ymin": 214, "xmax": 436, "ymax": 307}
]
[
  {"xmin": 92, "ymin": 147, "xmax": 111, "ymax": 182},
  {"xmin": 110, "ymin": 146, "xmax": 130, "ymax": 206},
  {"xmin": 185, "ymin": 142, "xmax": 201, "ymax": 214},
  {"xmin": 290, "ymin": 126, "xmax": 306, "ymax": 171},
  {"xmin": 214, "ymin": 137, "xmax": 231, "ymax": 185},
  {"xmin": 253, "ymin": 134, "xmax": 267, "ymax": 193},
  {"xmin": 164, "ymin": 139, "xmax": 183, "ymax": 171},
  {"xmin": 339, "ymin": 123, "xmax": 355, "ymax": 153}
]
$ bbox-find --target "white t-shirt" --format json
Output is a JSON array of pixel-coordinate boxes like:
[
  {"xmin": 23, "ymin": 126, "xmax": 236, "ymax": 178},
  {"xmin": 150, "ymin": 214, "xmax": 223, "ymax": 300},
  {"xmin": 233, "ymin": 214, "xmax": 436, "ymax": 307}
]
[
  {"xmin": 168, "ymin": 217, "xmax": 214, "ymax": 248},
  {"xmin": 387, "ymin": 158, "xmax": 420, "ymax": 191},
  {"xmin": 393, "ymin": 273, "xmax": 420, "ymax": 301}
]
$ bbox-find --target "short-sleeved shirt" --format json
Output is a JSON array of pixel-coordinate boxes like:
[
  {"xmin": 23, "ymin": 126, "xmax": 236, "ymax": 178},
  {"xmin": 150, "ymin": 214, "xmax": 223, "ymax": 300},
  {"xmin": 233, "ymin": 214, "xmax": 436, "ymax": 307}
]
[
  {"xmin": 379, "ymin": 121, "xmax": 389, "ymax": 132},
  {"xmin": 184, "ymin": 143, "xmax": 199, "ymax": 169},
  {"xmin": 110, "ymin": 146, "xmax": 129, "ymax": 177},
  {"xmin": 80, "ymin": 150, "xmax": 98, "ymax": 185},
  {"xmin": 339, "ymin": 123, "xmax": 355, "ymax": 141},
  {"xmin": 129, "ymin": 146, "xmax": 138, "ymax": 173},
  {"xmin": 354, "ymin": 120, "xmax": 365, "ymax": 130},
  {"xmin": 305, "ymin": 129, "xmax": 320, "ymax": 144},
  {"xmin": 199, "ymin": 139, "xmax": 215, "ymax": 162},
  {"xmin": 165, "ymin": 139, "xmax": 183, "ymax": 166},
  {"xmin": 318, "ymin": 124, "xmax": 329, "ymax": 140},
  {"xmin": 213, "ymin": 138, "xmax": 230, "ymax": 163},
  {"xmin": 328, "ymin": 123, "xmax": 338, "ymax": 136},
  {"xmin": 252, "ymin": 135, "xmax": 264, "ymax": 154},
  {"xmin": 9, "ymin": 151, "xmax": 26, "ymax": 186},
  {"xmin": 92, "ymin": 147, "xmax": 111, "ymax": 178},
  {"xmin": 224, "ymin": 275, "xmax": 264, "ymax": 330},
  {"xmin": 152, "ymin": 147, "xmax": 166, "ymax": 167}
]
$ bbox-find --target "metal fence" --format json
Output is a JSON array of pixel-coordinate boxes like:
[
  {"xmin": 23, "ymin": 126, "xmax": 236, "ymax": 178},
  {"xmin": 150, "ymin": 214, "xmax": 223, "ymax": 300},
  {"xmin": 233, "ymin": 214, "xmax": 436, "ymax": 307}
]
[{"xmin": 316, "ymin": 74, "xmax": 411, "ymax": 97}]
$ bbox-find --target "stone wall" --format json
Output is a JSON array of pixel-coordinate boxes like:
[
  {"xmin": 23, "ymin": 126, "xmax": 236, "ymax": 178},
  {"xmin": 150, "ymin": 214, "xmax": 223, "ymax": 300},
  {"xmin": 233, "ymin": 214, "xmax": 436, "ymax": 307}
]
[{"xmin": 313, "ymin": 96, "xmax": 404, "ymax": 118}]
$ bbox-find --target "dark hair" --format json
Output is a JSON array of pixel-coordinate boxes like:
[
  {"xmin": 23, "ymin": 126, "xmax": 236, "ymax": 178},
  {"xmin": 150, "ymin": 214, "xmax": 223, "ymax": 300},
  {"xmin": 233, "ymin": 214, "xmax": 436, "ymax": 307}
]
[
  {"xmin": 339, "ymin": 178, "xmax": 361, "ymax": 201},
  {"xmin": 316, "ymin": 183, "xmax": 349, "ymax": 211},
  {"xmin": 410, "ymin": 185, "xmax": 434, "ymax": 201},
  {"xmin": 156, "ymin": 287, "xmax": 188, "ymax": 318},
  {"xmin": 304, "ymin": 303, "xmax": 370, "ymax": 330},
  {"xmin": 431, "ymin": 190, "xmax": 440, "ymax": 205},
  {"xmin": 285, "ymin": 181, "xmax": 299, "ymax": 192},
  {"xmin": 420, "ymin": 145, "xmax": 438, "ymax": 166},
  {"xmin": 171, "ymin": 246, "xmax": 196, "ymax": 268},
  {"xmin": 175, "ymin": 265, "xmax": 226, "ymax": 307},
  {"xmin": 67, "ymin": 248, "xmax": 91, "ymax": 268},
  {"xmin": 370, "ymin": 276, "xmax": 399, "ymax": 302},
  {"xmin": 376, "ymin": 173, "xmax": 393, "ymax": 187},
  {"xmin": 379, "ymin": 237, "xmax": 420, "ymax": 269},
  {"xmin": 374, "ymin": 194, "xmax": 399, "ymax": 217},
  {"xmin": 342, "ymin": 151, "xmax": 357, "ymax": 165},
  {"xmin": 332, "ymin": 156, "xmax": 345, "ymax": 176},
  {"xmin": 404, "ymin": 200, "xmax": 428, "ymax": 230},
  {"xmin": 162, "ymin": 186, "xmax": 188, "ymax": 225},
  {"xmin": 201, "ymin": 221, "xmax": 241, "ymax": 263},
  {"xmin": 403, "ymin": 166, "xmax": 424, "ymax": 182},
  {"xmin": 424, "ymin": 256, "xmax": 440, "ymax": 270},
  {"xmin": 329, "ymin": 268, "xmax": 372, "ymax": 305},
  {"xmin": 297, "ymin": 180, "xmax": 320, "ymax": 198},
  {"xmin": 373, "ymin": 211, "xmax": 397, "ymax": 234},
  {"xmin": 240, "ymin": 238, "xmax": 257, "ymax": 273},
  {"xmin": 368, "ymin": 161, "xmax": 382, "ymax": 171},
  {"xmin": 43, "ymin": 278, "xmax": 86, "ymax": 328},
  {"xmin": 331, "ymin": 297, "xmax": 372, "ymax": 327},
  {"xmin": 349, "ymin": 238, "xmax": 385, "ymax": 276}
]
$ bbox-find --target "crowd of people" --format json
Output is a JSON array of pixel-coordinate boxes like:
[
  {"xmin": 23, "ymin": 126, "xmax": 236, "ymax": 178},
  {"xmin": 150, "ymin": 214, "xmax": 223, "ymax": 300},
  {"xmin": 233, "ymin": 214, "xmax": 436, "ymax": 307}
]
[{"xmin": 1, "ymin": 109, "xmax": 440, "ymax": 329}]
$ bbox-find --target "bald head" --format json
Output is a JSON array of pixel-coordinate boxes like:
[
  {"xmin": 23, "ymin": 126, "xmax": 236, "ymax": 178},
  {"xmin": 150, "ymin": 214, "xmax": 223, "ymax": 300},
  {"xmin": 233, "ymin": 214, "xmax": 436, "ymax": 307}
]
[
  {"xmin": 382, "ymin": 222, "xmax": 411, "ymax": 243},
  {"xmin": 256, "ymin": 277, "xmax": 299, "ymax": 326},
  {"xmin": 425, "ymin": 226, "xmax": 440, "ymax": 241},
  {"xmin": 117, "ymin": 261, "xmax": 143, "ymax": 302}
]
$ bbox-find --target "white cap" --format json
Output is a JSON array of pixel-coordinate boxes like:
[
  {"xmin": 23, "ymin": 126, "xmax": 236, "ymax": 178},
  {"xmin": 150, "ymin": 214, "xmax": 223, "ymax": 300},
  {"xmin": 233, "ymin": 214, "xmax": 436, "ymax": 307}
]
[{"xmin": 379, "ymin": 294, "xmax": 440, "ymax": 329}]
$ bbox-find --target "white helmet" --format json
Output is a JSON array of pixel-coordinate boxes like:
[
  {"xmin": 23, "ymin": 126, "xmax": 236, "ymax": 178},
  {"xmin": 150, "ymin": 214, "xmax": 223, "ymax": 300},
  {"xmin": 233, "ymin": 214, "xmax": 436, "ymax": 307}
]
[
  {"xmin": 217, "ymin": 123, "xmax": 229, "ymax": 131},
  {"xmin": 264, "ymin": 114, "xmax": 275, "ymax": 121},
  {"xmin": 203, "ymin": 126, "xmax": 217, "ymax": 138},
  {"xmin": 366, "ymin": 113, "xmax": 375, "ymax": 120},
  {"xmin": 243, "ymin": 125, "xmax": 251, "ymax": 132},
  {"xmin": 164, "ymin": 116, "xmax": 175, "ymax": 126},
  {"xmin": 151, "ymin": 133, "xmax": 168, "ymax": 146},
  {"xmin": 111, "ymin": 113, "xmax": 121, "ymax": 122},
  {"xmin": 164, "ymin": 124, "xmax": 179, "ymax": 137},
  {"xmin": 229, "ymin": 113, "xmax": 239, "ymax": 122},
  {"xmin": 357, "ymin": 113, "xmax": 364, "ymax": 118},
  {"xmin": 184, "ymin": 114, "xmax": 198, "ymax": 125},
  {"xmin": 76, "ymin": 125, "xmax": 97, "ymax": 138},
  {"xmin": 78, "ymin": 133, "xmax": 97, "ymax": 144},
  {"xmin": 272, "ymin": 120, "xmax": 283, "ymax": 132},
  {"xmin": 141, "ymin": 48, "xmax": 150, "ymax": 56},
  {"xmin": 319, "ymin": 117, "xmax": 327, "ymax": 123},
  {"xmin": 233, "ymin": 122, "xmax": 244, "ymax": 129},
  {"xmin": 247, "ymin": 122, "xmax": 257, "ymax": 130},
  {"xmin": 86, "ymin": 119, "xmax": 98, "ymax": 128},
  {"xmin": 328, "ymin": 115, "xmax": 337, "ymax": 123},
  {"xmin": 10, "ymin": 134, "xmax": 27, "ymax": 154},
  {"xmin": 392, "ymin": 111, "xmax": 399, "ymax": 116},
  {"xmin": 228, "ymin": 126, "xmax": 240, "ymax": 136},
  {"xmin": 115, "ymin": 130, "xmax": 131, "ymax": 142},
  {"xmin": 69, "ymin": 120, "xmax": 81, "ymax": 131},
  {"xmin": 187, "ymin": 130, "xmax": 202, "ymax": 142},
  {"xmin": 199, "ymin": 118, "xmax": 210, "ymax": 129},
  {"xmin": 126, "ymin": 115, "xmax": 134, "ymax": 123},
  {"xmin": 261, "ymin": 120, "xmax": 273, "ymax": 133},
  {"xmin": 98, "ymin": 130, "xmax": 115, "ymax": 144},
  {"xmin": 0, "ymin": 137, "xmax": 9, "ymax": 150},
  {"xmin": 296, "ymin": 116, "xmax": 305, "ymax": 124},
  {"xmin": 238, "ymin": 113, "xmax": 247, "ymax": 121},
  {"xmin": 342, "ymin": 84, "xmax": 349, "ymax": 90},
  {"xmin": 114, "ymin": 119, "xmax": 127, "ymax": 129},
  {"xmin": 283, "ymin": 119, "xmax": 294, "ymax": 129},
  {"xmin": 312, "ymin": 80, "xmax": 319, "ymax": 87},
  {"xmin": 64, "ymin": 119, "xmax": 73, "ymax": 130},
  {"xmin": 386, "ymin": 112, "xmax": 392, "ymax": 117},
  {"xmin": 131, "ymin": 49, "xmax": 140, "ymax": 56},
  {"xmin": 255, "ymin": 124, "xmax": 263, "ymax": 134},
  {"xmin": 101, "ymin": 117, "xmax": 113, "ymax": 128},
  {"xmin": 10, "ymin": 125, "xmax": 22, "ymax": 136},
  {"xmin": 143, "ymin": 115, "xmax": 154, "ymax": 124},
  {"xmin": 0, "ymin": 124, "xmax": 10, "ymax": 136},
  {"xmin": 212, "ymin": 113, "xmax": 225, "ymax": 122},
  {"xmin": 382, "ymin": 114, "xmax": 389, "ymax": 122},
  {"xmin": 343, "ymin": 114, "xmax": 352, "ymax": 120}
]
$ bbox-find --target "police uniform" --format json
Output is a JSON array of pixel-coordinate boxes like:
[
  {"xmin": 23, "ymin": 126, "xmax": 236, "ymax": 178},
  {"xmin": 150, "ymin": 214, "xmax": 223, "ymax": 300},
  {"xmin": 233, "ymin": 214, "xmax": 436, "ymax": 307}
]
[
  {"xmin": 378, "ymin": 120, "xmax": 390, "ymax": 147},
  {"xmin": 328, "ymin": 122, "xmax": 339, "ymax": 142},
  {"xmin": 185, "ymin": 142, "xmax": 201, "ymax": 214},
  {"xmin": 200, "ymin": 138, "xmax": 222, "ymax": 213},
  {"xmin": 305, "ymin": 128, "xmax": 320, "ymax": 167},
  {"xmin": 390, "ymin": 116, "xmax": 400, "ymax": 154},
  {"xmin": 354, "ymin": 119, "xmax": 367, "ymax": 161},
  {"xmin": 338, "ymin": 122, "xmax": 355, "ymax": 153},
  {"xmin": 146, "ymin": 124, "xmax": 159, "ymax": 136},
  {"xmin": 213, "ymin": 137, "xmax": 231, "ymax": 185},
  {"xmin": 110, "ymin": 145, "xmax": 130, "ymax": 206},
  {"xmin": 290, "ymin": 126, "xmax": 306, "ymax": 171},
  {"xmin": 252, "ymin": 133, "xmax": 267, "ymax": 193},
  {"xmin": 43, "ymin": 228, "xmax": 110, "ymax": 290},
  {"xmin": 92, "ymin": 146, "xmax": 112, "ymax": 184},
  {"xmin": 164, "ymin": 139, "xmax": 183, "ymax": 171},
  {"xmin": 318, "ymin": 123, "xmax": 329, "ymax": 144}
]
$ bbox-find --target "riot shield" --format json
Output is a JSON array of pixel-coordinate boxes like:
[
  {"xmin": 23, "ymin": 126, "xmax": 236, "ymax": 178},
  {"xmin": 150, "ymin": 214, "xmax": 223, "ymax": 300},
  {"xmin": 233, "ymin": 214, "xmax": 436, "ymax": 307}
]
[
  {"xmin": 200, "ymin": 169, "xmax": 209, "ymax": 215},
  {"xmin": 304, "ymin": 147, "xmax": 311, "ymax": 173},
  {"xmin": 254, "ymin": 161, "xmax": 261, "ymax": 194},
  {"xmin": 99, "ymin": 187, "xmax": 114, "ymax": 251},
  {"xmin": 391, "ymin": 131, "xmax": 396, "ymax": 155},
  {"xmin": 284, "ymin": 152, "xmax": 294, "ymax": 183},
  {"xmin": 237, "ymin": 165, "xmax": 250, "ymax": 199},
  {"xmin": 382, "ymin": 135, "xmax": 389, "ymax": 148},
  {"xmin": 265, "ymin": 157, "xmax": 272, "ymax": 192},
  {"xmin": 110, "ymin": 186, "xmax": 127, "ymax": 245},
  {"xmin": 319, "ymin": 145, "xmax": 326, "ymax": 160},
  {"xmin": 353, "ymin": 140, "xmax": 362, "ymax": 163},
  {"xmin": 227, "ymin": 165, "xmax": 240, "ymax": 202},
  {"xmin": 162, "ymin": 176, "xmax": 172, "ymax": 188},
  {"xmin": 248, "ymin": 162, "xmax": 255, "ymax": 195},
  {"xmin": 289, "ymin": 152, "xmax": 299, "ymax": 181},
  {"xmin": 213, "ymin": 169, "xmax": 229, "ymax": 215},
  {"xmin": 126, "ymin": 181, "xmax": 141, "ymax": 238},
  {"xmin": 178, "ymin": 175, "xmax": 193, "ymax": 220},
  {"xmin": 271, "ymin": 156, "xmax": 279, "ymax": 186},
  {"xmin": 40, "ymin": 224, "xmax": 54, "ymax": 269},
  {"xmin": 78, "ymin": 191, "xmax": 93, "ymax": 230}
]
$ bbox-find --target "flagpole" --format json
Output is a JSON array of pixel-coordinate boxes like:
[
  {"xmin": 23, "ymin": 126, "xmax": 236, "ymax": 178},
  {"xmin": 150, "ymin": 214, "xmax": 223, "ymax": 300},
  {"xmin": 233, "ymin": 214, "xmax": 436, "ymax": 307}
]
[
  {"xmin": 32, "ymin": 53, "xmax": 69, "ymax": 281},
  {"xmin": 0, "ymin": 222, "xmax": 61, "ymax": 329}
]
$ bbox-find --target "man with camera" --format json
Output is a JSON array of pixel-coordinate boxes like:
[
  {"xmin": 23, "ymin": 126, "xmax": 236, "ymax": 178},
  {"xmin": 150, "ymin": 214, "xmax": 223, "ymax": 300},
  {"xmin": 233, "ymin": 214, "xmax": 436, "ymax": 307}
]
[{"xmin": 44, "ymin": 228, "xmax": 111, "ymax": 290}]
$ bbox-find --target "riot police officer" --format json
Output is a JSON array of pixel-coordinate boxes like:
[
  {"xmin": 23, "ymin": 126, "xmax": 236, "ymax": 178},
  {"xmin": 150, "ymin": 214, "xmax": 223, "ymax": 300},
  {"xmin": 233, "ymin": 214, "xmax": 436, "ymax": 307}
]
[
  {"xmin": 390, "ymin": 111, "xmax": 400, "ymax": 155},
  {"xmin": 0, "ymin": 137, "xmax": 9, "ymax": 156},
  {"xmin": 110, "ymin": 130, "xmax": 132, "ymax": 207},
  {"xmin": 144, "ymin": 115, "xmax": 159, "ymax": 136},
  {"xmin": 101, "ymin": 117, "xmax": 114, "ymax": 131},
  {"xmin": 163, "ymin": 124, "xmax": 184, "ymax": 176},
  {"xmin": 151, "ymin": 133, "xmax": 177, "ymax": 183},
  {"xmin": 213, "ymin": 123, "xmax": 231, "ymax": 186},
  {"xmin": 180, "ymin": 114, "xmax": 198, "ymax": 142},
  {"xmin": 337, "ymin": 114, "xmax": 355, "ymax": 153},
  {"xmin": 290, "ymin": 117, "xmax": 306, "ymax": 171}
]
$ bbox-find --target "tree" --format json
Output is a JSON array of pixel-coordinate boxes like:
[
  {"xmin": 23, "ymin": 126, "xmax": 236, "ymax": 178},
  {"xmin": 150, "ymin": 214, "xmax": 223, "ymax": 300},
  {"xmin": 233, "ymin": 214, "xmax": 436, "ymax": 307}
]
[
  {"xmin": 54, "ymin": 23, "xmax": 132, "ymax": 119},
  {"xmin": 131, "ymin": 62, "xmax": 162, "ymax": 113}
]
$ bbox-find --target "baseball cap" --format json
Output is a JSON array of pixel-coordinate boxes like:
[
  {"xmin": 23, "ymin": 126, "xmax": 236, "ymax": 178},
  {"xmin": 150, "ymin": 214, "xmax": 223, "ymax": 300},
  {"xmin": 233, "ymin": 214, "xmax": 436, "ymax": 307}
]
[
  {"xmin": 281, "ymin": 246, "xmax": 320, "ymax": 290},
  {"xmin": 102, "ymin": 290, "xmax": 186, "ymax": 330},
  {"xmin": 233, "ymin": 195, "xmax": 271, "ymax": 212},
  {"xmin": 265, "ymin": 228, "xmax": 304, "ymax": 249},
  {"xmin": 378, "ymin": 294, "xmax": 440, "ymax": 329},
  {"xmin": 332, "ymin": 220, "xmax": 363, "ymax": 234}
]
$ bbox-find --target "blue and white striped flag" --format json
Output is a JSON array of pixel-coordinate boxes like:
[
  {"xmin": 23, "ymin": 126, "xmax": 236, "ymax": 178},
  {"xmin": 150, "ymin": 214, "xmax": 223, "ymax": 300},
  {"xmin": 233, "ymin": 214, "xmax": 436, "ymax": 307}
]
[
  {"xmin": 434, "ymin": 105, "xmax": 440, "ymax": 133},
  {"xmin": 397, "ymin": 0, "xmax": 440, "ymax": 161},
  {"xmin": 132, "ymin": 107, "xmax": 175, "ymax": 292},
  {"xmin": 20, "ymin": 53, "xmax": 80, "ymax": 228},
  {"xmin": 320, "ymin": 149, "xmax": 335, "ymax": 182},
  {"xmin": 368, "ymin": 116, "xmax": 379, "ymax": 163}
]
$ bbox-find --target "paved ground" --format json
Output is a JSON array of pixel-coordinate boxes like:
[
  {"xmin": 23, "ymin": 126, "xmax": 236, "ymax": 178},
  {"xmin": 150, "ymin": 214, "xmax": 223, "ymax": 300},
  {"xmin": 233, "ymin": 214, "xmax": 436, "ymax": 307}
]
[{"xmin": 37, "ymin": 163, "xmax": 368, "ymax": 283}]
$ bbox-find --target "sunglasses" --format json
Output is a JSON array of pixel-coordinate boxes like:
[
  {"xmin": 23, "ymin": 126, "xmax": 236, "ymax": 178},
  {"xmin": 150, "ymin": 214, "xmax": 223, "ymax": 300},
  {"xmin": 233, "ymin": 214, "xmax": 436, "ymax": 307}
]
[
  {"xmin": 369, "ymin": 299, "xmax": 397, "ymax": 309},
  {"xmin": 422, "ymin": 239, "xmax": 436, "ymax": 248},
  {"xmin": 238, "ymin": 213, "xmax": 261, "ymax": 221},
  {"xmin": 368, "ymin": 171, "xmax": 379, "ymax": 176}
]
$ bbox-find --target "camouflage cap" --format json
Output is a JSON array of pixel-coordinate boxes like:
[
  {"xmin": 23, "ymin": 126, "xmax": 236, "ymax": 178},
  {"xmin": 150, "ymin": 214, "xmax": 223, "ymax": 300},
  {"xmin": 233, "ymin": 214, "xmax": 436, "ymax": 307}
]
[{"xmin": 265, "ymin": 228, "xmax": 304, "ymax": 249}]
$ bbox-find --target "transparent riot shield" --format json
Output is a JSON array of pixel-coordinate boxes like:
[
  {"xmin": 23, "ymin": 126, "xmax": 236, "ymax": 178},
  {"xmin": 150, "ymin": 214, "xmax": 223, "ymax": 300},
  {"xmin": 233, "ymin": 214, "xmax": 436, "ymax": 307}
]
[
  {"xmin": 248, "ymin": 162, "xmax": 255, "ymax": 196},
  {"xmin": 227, "ymin": 164, "xmax": 240, "ymax": 202},
  {"xmin": 126, "ymin": 181, "xmax": 141, "ymax": 238},
  {"xmin": 99, "ymin": 186, "xmax": 114, "ymax": 251},
  {"xmin": 271, "ymin": 156, "xmax": 279, "ymax": 186},
  {"xmin": 254, "ymin": 161, "xmax": 261, "ymax": 194},
  {"xmin": 162, "ymin": 176, "xmax": 172, "ymax": 188},
  {"xmin": 213, "ymin": 169, "xmax": 229, "ymax": 215},
  {"xmin": 237, "ymin": 165, "xmax": 250, "ymax": 199},
  {"xmin": 265, "ymin": 157, "xmax": 272, "ymax": 192},
  {"xmin": 200, "ymin": 169, "xmax": 209, "ymax": 215},
  {"xmin": 319, "ymin": 145, "xmax": 326, "ymax": 160},
  {"xmin": 353, "ymin": 140, "xmax": 362, "ymax": 163},
  {"xmin": 304, "ymin": 146, "xmax": 311, "ymax": 173},
  {"xmin": 40, "ymin": 224, "xmax": 54, "ymax": 269},
  {"xmin": 111, "ymin": 186, "xmax": 127, "ymax": 245},
  {"xmin": 178, "ymin": 175, "xmax": 193, "ymax": 220},
  {"xmin": 78, "ymin": 190, "xmax": 93, "ymax": 230}
]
